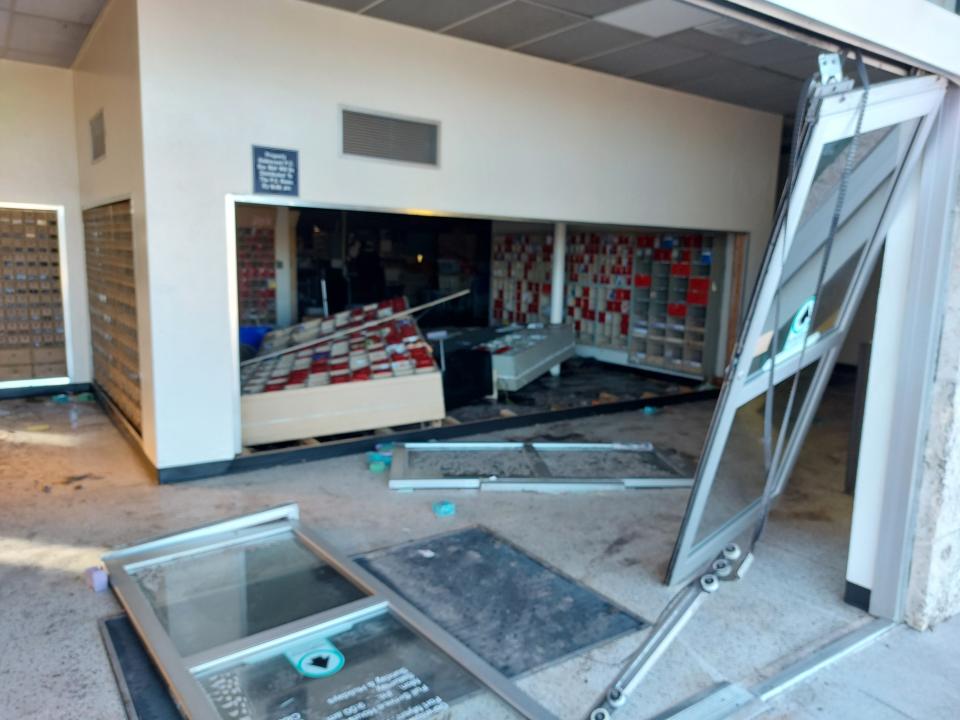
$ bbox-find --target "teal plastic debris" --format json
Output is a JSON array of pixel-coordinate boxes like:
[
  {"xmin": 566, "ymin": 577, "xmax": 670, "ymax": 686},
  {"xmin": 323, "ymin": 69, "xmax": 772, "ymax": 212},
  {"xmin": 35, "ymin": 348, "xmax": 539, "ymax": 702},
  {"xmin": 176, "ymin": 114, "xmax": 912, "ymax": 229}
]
[
  {"xmin": 75, "ymin": 392, "xmax": 96, "ymax": 402},
  {"xmin": 432, "ymin": 500, "xmax": 456, "ymax": 518},
  {"xmin": 366, "ymin": 450, "xmax": 393, "ymax": 466},
  {"xmin": 51, "ymin": 394, "xmax": 70, "ymax": 404},
  {"xmin": 375, "ymin": 442, "xmax": 396, "ymax": 453},
  {"xmin": 368, "ymin": 460, "xmax": 387, "ymax": 474},
  {"xmin": 643, "ymin": 406, "xmax": 660, "ymax": 416}
]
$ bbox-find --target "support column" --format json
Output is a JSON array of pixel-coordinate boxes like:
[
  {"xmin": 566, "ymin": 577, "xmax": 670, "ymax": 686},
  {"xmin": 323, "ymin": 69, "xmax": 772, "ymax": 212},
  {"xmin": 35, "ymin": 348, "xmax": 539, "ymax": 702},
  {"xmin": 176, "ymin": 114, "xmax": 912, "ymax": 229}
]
[{"xmin": 549, "ymin": 222, "xmax": 566, "ymax": 377}]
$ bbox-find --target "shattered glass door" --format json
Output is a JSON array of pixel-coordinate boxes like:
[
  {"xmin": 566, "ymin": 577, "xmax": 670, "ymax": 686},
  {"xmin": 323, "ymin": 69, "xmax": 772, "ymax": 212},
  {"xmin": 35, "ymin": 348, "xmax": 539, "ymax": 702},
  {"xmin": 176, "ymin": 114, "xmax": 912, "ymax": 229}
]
[
  {"xmin": 104, "ymin": 505, "xmax": 554, "ymax": 719},
  {"xmin": 667, "ymin": 76, "xmax": 947, "ymax": 585}
]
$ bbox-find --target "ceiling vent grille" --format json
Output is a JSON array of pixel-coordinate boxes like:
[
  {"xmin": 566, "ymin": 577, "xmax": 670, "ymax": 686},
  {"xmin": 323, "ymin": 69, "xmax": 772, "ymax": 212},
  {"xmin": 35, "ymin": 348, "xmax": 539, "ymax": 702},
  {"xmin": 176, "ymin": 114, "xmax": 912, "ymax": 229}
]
[{"xmin": 342, "ymin": 109, "xmax": 439, "ymax": 166}]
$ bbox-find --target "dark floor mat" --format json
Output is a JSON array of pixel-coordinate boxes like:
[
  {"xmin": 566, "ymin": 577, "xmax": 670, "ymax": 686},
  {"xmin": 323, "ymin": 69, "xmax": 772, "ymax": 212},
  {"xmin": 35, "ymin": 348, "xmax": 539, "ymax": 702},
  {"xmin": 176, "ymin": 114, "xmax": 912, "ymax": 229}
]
[
  {"xmin": 100, "ymin": 615, "xmax": 183, "ymax": 720},
  {"xmin": 100, "ymin": 527, "xmax": 646, "ymax": 718},
  {"xmin": 356, "ymin": 526, "xmax": 647, "ymax": 677}
]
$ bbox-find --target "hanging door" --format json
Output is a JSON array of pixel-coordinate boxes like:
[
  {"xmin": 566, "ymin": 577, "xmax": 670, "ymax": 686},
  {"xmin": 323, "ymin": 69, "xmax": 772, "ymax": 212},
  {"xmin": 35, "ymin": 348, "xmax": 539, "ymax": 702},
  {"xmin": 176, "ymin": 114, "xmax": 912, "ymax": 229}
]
[{"xmin": 667, "ymin": 75, "xmax": 947, "ymax": 585}]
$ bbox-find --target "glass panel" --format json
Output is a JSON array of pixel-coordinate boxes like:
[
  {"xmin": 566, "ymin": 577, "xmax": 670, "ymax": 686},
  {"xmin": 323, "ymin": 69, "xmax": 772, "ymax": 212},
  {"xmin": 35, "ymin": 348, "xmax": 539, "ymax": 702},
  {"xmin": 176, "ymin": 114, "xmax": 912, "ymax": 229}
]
[
  {"xmin": 131, "ymin": 532, "xmax": 366, "ymax": 656},
  {"xmin": 694, "ymin": 363, "xmax": 819, "ymax": 546},
  {"xmin": 195, "ymin": 611, "xmax": 523, "ymax": 719},
  {"xmin": 748, "ymin": 119, "xmax": 919, "ymax": 375}
]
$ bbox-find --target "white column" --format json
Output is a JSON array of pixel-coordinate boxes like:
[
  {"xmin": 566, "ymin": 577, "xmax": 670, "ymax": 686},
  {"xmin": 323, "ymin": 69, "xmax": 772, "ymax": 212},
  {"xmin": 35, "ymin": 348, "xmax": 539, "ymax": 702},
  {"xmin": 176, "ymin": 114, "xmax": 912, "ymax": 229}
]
[
  {"xmin": 274, "ymin": 206, "xmax": 293, "ymax": 326},
  {"xmin": 549, "ymin": 222, "xmax": 567, "ymax": 376}
]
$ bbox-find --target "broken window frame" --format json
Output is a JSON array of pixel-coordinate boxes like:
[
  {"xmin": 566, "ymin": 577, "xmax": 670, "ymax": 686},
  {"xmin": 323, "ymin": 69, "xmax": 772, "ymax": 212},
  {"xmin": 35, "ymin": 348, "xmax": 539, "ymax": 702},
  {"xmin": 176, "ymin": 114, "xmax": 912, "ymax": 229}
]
[
  {"xmin": 387, "ymin": 441, "xmax": 693, "ymax": 492},
  {"xmin": 102, "ymin": 504, "xmax": 556, "ymax": 719},
  {"xmin": 666, "ymin": 75, "xmax": 948, "ymax": 586}
]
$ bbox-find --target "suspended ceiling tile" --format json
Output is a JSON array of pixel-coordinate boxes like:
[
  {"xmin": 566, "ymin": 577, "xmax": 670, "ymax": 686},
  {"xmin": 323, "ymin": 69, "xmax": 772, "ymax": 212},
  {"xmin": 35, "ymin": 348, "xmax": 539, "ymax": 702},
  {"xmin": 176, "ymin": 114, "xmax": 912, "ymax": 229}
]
[
  {"xmin": 445, "ymin": 1, "xmax": 581, "ymax": 49},
  {"xmin": 365, "ymin": 0, "xmax": 507, "ymax": 32},
  {"xmin": 720, "ymin": 35, "xmax": 818, "ymax": 67},
  {"xmin": 661, "ymin": 27, "xmax": 741, "ymax": 54},
  {"xmin": 16, "ymin": 0, "xmax": 105, "ymax": 25},
  {"xmin": 8, "ymin": 13, "xmax": 88, "ymax": 56},
  {"xmin": 695, "ymin": 16, "xmax": 777, "ymax": 46},
  {"xmin": 762, "ymin": 51, "xmax": 824, "ymax": 81},
  {"xmin": 635, "ymin": 54, "xmax": 742, "ymax": 87},
  {"xmin": 304, "ymin": 0, "xmax": 373, "ymax": 11},
  {"xmin": 674, "ymin": 61, "xmax": 789, "ymax": 98},
  {"xmin": 597, "ymin": 0, "xmax": 721, "ymax": 38},
  {"xmin": 533, "ymin": 0, "xmax": 641, "ymax": 17},
  {"xmin": 578, "ymin": 37, "xmax": 702, "ymax": 76},
  {"xmin": 4, "ymin": 46, "xmax": 74, "ymax": 68},
  {"xmin": 516, "ymin": 20, "xmax": 644, "ymax": 63}
]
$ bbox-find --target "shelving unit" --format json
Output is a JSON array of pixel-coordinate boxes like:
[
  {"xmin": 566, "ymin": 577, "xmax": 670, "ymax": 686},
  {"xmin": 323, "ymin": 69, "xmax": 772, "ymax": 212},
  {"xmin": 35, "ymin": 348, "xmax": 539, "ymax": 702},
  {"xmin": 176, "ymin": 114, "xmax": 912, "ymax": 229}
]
[
  {"xmin": 490, "ymin": 233, "xmax": 552, "ymax": 325},
  {"xmin": 629, "ymin": 233, "xmax": 720, "ymax": 377},
  {"xmin": 0, "ymin": 207, "xmax": 66, "ymax": 382},
  {"xmin": 490, "ymin": 228, "xmax": 730, "ymax": 381},
  {"xmin": 84, "ymin": 201, "xmax": 141, "ymax": 432},
  {"xmin": 236, "ymin": 212, "xmax": 276, "ymax": 325}
]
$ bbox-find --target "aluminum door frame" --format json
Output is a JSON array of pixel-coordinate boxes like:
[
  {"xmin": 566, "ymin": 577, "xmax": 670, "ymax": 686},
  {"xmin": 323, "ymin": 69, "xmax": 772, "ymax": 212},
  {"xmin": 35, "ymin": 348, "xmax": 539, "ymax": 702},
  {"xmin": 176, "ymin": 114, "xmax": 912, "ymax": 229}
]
[
  {"xmin": 103, "ymin": 504, "xmax": 556, "ymax": 720},
  {"xmin": 666, "ymin": 75, "xmax": 947, "ymax": 586}
]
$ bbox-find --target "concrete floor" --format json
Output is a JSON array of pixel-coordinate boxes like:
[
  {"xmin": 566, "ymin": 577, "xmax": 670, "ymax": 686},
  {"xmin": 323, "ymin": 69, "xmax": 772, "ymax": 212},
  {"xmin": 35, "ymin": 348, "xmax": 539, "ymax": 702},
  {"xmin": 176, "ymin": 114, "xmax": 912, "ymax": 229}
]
[{"xmin": 0, "ymin": 386, "xmax": 956, "ymax": 719}]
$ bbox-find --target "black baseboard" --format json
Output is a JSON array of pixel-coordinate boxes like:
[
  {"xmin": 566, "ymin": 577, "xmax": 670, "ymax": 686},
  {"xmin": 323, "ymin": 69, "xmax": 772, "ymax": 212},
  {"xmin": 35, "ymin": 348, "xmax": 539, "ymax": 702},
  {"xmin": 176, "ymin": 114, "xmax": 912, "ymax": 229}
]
[
  {"xmin": 844, "ymin": 581, "xmax": 872, "ymax": 611},
  {"xmin": 0, "ymin": 381, "xmax": 90, "ymax": 400},
  {"xmin": 157, "ymin": 387, "xmax": 719, "ymax": 483}
]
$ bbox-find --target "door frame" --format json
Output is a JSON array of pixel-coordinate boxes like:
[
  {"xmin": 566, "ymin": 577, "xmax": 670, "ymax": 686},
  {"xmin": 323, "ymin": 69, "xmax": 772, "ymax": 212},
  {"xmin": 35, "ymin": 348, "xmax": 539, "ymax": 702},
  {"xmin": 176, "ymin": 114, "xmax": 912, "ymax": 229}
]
[{"xmin": 666, "ymin": 75, "xmax": 948, "ymax": 588}]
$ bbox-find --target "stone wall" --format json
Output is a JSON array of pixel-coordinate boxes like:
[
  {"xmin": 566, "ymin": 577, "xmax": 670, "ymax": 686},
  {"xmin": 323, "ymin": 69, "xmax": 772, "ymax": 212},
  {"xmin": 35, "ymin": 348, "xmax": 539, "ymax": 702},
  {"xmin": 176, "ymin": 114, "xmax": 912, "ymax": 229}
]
[{"xmin": 906, "ymin": 139, "xmax": 960, "ymax": 630}]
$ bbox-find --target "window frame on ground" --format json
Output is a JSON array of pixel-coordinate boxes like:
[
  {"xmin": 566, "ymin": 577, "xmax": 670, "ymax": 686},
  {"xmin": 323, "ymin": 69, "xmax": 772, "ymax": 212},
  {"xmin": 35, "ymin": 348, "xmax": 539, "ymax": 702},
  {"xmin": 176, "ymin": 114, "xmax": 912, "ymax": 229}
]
[{"xmin": 103, "ymin": 504, "xmax": 556, "ymax": 720}]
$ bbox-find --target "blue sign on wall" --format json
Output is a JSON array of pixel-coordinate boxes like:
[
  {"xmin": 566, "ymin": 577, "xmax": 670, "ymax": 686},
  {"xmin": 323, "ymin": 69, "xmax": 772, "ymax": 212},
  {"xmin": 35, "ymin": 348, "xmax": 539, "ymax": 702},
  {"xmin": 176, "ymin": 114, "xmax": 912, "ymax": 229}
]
[{"xmin": 253, "ymin": 146, "xmax": 298, "ymax": 196}]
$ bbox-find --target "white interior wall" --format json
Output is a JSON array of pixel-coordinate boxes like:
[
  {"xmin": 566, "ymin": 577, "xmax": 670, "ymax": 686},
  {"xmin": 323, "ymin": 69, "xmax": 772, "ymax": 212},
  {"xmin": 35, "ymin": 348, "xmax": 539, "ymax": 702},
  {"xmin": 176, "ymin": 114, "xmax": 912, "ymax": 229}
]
[
  {"xmin": 72, "ymin": 0, "xmax": 154, "ymax": 461},
  {"xmin": 135, "ymin": 0, "xmax": 782, "ymax": 468},
  {"xmin": 0, "ymin": 60, "xmax": 90, "ymax": 385}
]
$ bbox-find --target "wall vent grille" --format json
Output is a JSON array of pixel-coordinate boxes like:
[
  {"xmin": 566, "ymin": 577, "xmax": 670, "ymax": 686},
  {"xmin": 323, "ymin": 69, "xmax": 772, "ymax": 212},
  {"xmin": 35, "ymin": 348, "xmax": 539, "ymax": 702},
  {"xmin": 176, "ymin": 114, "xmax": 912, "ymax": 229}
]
[
  {"xmin": 90, "ymin": 109, "xmax": 106, "ymax": 161},
  {"xmin": 342, "ymin": 109, "xmax": 438, "ymax": 166}
]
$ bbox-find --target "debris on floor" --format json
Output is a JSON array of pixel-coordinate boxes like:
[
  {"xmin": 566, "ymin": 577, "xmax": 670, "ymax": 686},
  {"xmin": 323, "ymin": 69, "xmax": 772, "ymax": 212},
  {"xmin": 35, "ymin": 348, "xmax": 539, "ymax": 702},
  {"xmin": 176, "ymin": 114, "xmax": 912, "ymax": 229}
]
[
  {"xmin": 24, "ymin": 423, "xmax": 50, "ymax": 432},
  {"xmin": 432, "ymin": 500, "xmax": 456, "ymax": 517},
  {"xmin": 85, "ymin": 567, "xmax": 109, "ymax": 592}
]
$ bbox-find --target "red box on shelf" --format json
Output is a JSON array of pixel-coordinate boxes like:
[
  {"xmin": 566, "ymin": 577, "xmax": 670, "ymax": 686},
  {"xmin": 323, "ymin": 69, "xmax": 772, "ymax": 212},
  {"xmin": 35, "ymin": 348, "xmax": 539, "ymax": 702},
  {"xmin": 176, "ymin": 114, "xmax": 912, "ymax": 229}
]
[
  {"xmin": 687, "ymin": 291, "xmax": 708, "ymax": 306},
  {"xmin": 634, "ymin": 274, "xmax": 652, "ymax": 288},
  {"xmin": 689, "ymin": 277, "xmax": 710, "ymax": 293},
  {"xmin": 670, "ymin": 263, "xmax": 691, "ymax": 277},
  {"xmin": 667, "ymin": 303, "xmax": 688, "ymax": 318}
]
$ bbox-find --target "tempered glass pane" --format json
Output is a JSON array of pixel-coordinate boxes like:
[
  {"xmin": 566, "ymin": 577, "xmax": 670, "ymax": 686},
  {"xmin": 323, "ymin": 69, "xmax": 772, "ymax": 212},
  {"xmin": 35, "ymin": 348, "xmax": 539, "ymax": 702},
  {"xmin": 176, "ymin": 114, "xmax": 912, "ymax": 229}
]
[
  {"xmin": 749, "ymin": 119, "xmax": 919, "ymax": 375},
  {"xmin": 195, "ymin": 611, "xmax": 523, "ymax": 719},
  {"xmin": 131, "ymin": 532, "xmax": 366, "ymax": 656},
  {"xmin": 695, "ymin": 363, "xmax": 819, "ymax": 545}
]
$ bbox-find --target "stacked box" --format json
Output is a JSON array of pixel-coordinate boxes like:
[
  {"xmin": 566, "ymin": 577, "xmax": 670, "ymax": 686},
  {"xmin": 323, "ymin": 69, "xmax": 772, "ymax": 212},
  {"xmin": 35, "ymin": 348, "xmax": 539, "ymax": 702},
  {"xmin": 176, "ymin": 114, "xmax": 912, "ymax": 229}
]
[
  {"xmin": 240, "ymin": 298, "xmax": 435, "ymax": 395},
  {"xmin": 630, "ymin": 233, "xmax": 716, "ymax": 374},
  {"xmin": 0, "ymin": 208, "xmax": 67, "ymax": 381},
  {"xmin": 490, "ymin": 234, "xmax": 552, "ymax": 325},
  {"xmin": 236, "ymin": 220, "xmax": 276, "ymax": 325}
]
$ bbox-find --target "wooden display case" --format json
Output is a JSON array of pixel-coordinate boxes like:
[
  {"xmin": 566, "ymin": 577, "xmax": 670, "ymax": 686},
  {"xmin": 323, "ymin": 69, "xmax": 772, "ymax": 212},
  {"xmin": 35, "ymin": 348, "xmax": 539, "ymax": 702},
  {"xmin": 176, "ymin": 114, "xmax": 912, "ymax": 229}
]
[{"xmin": 240, "ymin": 300, "xmax": 445, "ymax": 446}]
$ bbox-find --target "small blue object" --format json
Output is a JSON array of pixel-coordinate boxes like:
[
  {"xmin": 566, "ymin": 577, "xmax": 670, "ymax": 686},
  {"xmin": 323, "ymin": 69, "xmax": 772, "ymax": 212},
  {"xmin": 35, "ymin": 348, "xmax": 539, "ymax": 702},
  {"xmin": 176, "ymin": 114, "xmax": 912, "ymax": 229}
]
[
  {"xmin": 239, "ymin": 326, "xmax": 272, "ymax": 352},
  {"xmin": 375, "ymin": 442, "xmax": 396, "ymax": 454},
  {"xmin": 433, "ymin": 501, "xmax": 456, "ymax": 518},
  {"xmin": 643, "ymin": 406, "xmax": 660, "ymax": 416}
]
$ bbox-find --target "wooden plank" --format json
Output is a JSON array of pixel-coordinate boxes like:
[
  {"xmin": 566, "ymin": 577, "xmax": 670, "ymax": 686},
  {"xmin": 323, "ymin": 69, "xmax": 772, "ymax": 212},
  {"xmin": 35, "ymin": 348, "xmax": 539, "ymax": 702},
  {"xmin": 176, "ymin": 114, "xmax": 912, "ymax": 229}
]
[{"xmin": 241, "ymin": 371, "xmax": 446, "ymax": 446}]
